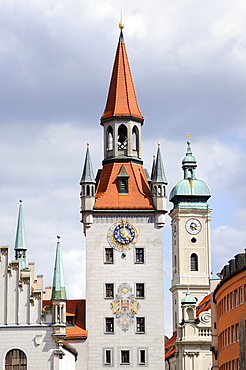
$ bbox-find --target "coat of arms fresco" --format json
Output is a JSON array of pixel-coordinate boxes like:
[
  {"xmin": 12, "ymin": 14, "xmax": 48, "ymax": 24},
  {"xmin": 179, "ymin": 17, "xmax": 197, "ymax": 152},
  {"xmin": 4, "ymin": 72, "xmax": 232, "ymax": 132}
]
[{"xmin": 110, "ymin": 283, "xmax": 140, "ymax": 332}]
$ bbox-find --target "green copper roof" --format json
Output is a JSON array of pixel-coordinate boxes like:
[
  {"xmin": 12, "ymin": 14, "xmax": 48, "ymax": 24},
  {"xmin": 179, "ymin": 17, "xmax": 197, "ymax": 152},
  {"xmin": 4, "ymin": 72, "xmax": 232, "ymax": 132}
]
[
  {"xmin": 169, "ymin": 141, "xmax": 211, "ymax": 208},
  {"xmin": 14, "ymin": 200, "xmax": 26, "ymax": 251},
  {"xmin": 80, "ymin": 144, "xmax": 95, "ymax": 184},
  {"xmin": 152, "ymin": 145, "xmax": 168, "ymax": 184},
  {"xmin": 14, "ymin": 200, "xmax": 27, "ymax": 270},
  {"xmin": 51, "ymin": 236, "xmax": 67, "ymax": 301},
  {"xmin": 181, "ymin": 287, "xmax": 197, "ymax": 306}
]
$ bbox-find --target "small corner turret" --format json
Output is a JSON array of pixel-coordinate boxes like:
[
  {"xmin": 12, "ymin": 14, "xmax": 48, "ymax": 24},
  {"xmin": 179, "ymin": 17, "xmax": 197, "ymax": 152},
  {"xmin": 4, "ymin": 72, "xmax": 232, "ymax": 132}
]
[
  {"xmin": 14, "ymin": 200, "xmax": 27, "ymax": 270},
  {"xmin": 151, "ymin": 144, "xmax": 168, "ymax": 227},
  {"xmin": 80, "ymin": 143, "xmax": 96, "ymax": 233},
  {"xmin": 51, "ymin": 236, "xmax": 67, "ymax": 337}
]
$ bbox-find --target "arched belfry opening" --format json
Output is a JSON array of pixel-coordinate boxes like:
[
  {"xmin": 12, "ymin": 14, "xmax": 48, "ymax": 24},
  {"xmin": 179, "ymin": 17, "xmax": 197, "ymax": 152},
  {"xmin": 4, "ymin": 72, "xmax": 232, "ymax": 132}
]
[
  {"xmin": 132, "ymin": 125, "xmax": 139, "ymax": 156},
  {"xmin": 107, "ymin": 126, "xmax": 113, "ymax": 151},
  {"xmin": 190, "ymin": 253, "xmax": 198, "ymax": 271},
  {"xmin": 118, "ymin": 124, "xmax": 128, "ymax": 151}
]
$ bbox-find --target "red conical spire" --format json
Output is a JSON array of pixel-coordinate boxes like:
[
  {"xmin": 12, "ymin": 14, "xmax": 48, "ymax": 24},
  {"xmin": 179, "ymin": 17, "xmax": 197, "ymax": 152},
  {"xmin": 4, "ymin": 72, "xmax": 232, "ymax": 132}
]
[{"xmin": 101, "ymin": 28, "xmax": 144, "ymax": 122}]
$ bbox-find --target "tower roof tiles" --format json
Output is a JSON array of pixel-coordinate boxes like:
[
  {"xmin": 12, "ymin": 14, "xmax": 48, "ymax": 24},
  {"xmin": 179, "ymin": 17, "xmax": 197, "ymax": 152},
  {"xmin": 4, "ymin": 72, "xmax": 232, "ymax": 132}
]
[{"xmin": 101, "ymin": 30, "xmax": 143, "ymax": 122}]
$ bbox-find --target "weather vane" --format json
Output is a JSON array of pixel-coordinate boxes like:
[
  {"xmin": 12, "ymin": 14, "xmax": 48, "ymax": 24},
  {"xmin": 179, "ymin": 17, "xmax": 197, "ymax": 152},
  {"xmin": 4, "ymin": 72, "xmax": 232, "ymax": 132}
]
[
  {"xmin": 118, "ymin": 10, "xmax": 124, "ymax": 29},
  {"xmin": 186, "ymin": 132, "xmax": 191, "ymax": 140}
]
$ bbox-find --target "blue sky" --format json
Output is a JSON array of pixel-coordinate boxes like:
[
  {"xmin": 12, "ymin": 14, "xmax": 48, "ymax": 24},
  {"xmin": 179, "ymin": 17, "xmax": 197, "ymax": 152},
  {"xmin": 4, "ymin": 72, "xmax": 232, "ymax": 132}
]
[{"xmin": 1, "ymin": 0, "xmax": 246, "ymax": 336}]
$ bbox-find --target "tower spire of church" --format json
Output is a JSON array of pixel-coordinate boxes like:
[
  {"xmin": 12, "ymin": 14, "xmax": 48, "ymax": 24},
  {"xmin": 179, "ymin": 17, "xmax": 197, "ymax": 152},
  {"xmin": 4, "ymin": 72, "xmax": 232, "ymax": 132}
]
[
  {"xmin": 101, "ymin": 26, "xmax": 143, "ymax": 122},
  {"xmin": 152, "ymin": 144, "xmax": 168, "ymax": 184},
  {"xmin": 14, "ymin": 200, "xmax": 27, "ymax": 270},
  {"xmin": 80, "ymin": 143, "xmax": 95, "ymax": 184},
  {"xmin": 51, "ymin": 236, "xmax": 67, "ymax": 301}
]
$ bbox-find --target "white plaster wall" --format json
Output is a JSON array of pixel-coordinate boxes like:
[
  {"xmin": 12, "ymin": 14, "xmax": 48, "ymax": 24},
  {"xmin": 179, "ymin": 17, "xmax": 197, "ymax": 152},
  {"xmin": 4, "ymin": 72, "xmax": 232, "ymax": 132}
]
[{"xmin": 86, "ymin": 214, "xmax": 164, "ymax": 369}]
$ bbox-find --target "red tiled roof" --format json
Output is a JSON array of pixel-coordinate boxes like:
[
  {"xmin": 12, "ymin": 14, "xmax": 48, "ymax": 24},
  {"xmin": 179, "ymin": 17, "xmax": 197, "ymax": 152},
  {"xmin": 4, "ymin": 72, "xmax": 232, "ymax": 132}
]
[
  {"xmin": 165, "ymin": 331, "xmax": 177, "ymax": 360},
  {"xmin": 101, "ymin": 31, "xmax": 143, "ymax": 121},
  {"xmin": 165, "ymin": 294, "xmax": 211, "ymax": 360},
  {"xmin": 196, "ymin": 293, "xmax": 211, "ymax": 316},
  {"xmin": 94, "ymin": 162, "xmax": 154, "ymax": 210},
  {"xmin": 42, "ymin": 299, "xmax": 87, "ymax": 338}
]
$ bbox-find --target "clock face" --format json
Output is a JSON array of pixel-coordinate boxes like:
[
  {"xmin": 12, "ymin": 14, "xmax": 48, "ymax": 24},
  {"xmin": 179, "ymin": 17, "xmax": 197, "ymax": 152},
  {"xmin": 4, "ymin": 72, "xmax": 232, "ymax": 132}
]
[
  {"xmin": 185, "ymin": 218, "xmax": 202, "ymax": 235},
  {"xmin": 173, "ymin": 221, "xmax": 177, "ymax": 237},
  {"xmin": 107, "ymin": 220, "xmax": 138, "ymax": 251}
]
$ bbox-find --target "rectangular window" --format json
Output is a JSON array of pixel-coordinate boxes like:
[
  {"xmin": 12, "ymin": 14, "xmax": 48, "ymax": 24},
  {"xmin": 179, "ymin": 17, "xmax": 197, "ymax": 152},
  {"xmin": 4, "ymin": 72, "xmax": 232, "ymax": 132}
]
[
  {"xmin": 105, "ymin": 318, "xmax": 114, "ymax": 333},
  {"xmin": 105, "ymin": 283, "xmax": 114, "ymax": 298},
  {"xmin": 135, "ymin": 248, "xmax": 144, "ymax": 264},
  {"xmin": 105, "ymin": 248, "xmax": 113, "ymax": 264},
  {"xmin": 239, "ymin": 286, "xmax": 243, "ymax": 304},
  {"xmin": 66, "ymin": 316, "xmax": 75, "ymax": 326},
  {"xmin": 104, "ymin": 349, "xmax": 112, "ymax": 365},
  {"xmin": 235, "ymin": 290, "xmax": 238, "ymax": 307},
  {"xmin": 121, "ymin": 350, "xmax": 130, "ymax": 364},
  {"xmin": 136, "ymin": 317, "xmax": 145, "ymax": 333},
  {"xmin": 139, "ymin": 349, "xmax": 146, "ymax": 365},
  {"xmin": 136, "ymin": 283, "xmax": 145, "ymax": 298}
]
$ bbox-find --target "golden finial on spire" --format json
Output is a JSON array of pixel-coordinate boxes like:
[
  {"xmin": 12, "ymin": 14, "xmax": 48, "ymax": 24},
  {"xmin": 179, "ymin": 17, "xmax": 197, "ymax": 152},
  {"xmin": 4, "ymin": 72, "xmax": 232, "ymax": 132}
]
[
  {"xmin": 118, "ymin": 10, "xmax": 124, "ymax": 29},
  {"xmin": 186, "ymin": 132, "xmax": 191, "ymax": 140},
  {"xmin": 86, "ymin": 142, "xmax": 90, "ymax": 146},
  {"xmin": 157, "ymin": 142, "xmax": 160, "ymax": 146}
]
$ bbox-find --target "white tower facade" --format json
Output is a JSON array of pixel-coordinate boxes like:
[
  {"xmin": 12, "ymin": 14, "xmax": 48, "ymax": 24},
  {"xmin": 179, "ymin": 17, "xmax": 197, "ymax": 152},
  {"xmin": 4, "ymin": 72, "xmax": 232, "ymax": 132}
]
[
  {"xmin": 169, "ymin": 141, "xmax": 212, "ymax": 329},
  {"xmin": 80, "ymin": 28, "xmax": 167, "ymax": 369}
]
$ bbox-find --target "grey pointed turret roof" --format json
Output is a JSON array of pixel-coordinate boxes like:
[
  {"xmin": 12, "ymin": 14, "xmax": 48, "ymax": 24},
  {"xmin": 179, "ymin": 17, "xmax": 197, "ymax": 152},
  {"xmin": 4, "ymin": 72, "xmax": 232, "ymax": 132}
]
[
  {"xmin": 51, "ymin": 236, "xmax": 67, "ymax": 301},
  {"xmin": 117, "ymin": 165, "xmax": 130, "ymax": 178},
  {"xmin": 14, "ymin": 200, "xmax": 27, "ymax": 251},
  {"xmin": 80, "ymin": 144, "xmax": 95, "ymax": 184},
  {"xmin": 152, "ymin": 145, "xmax": 167, "ymax": 184},
  {"xmin": 150, "ymin": 155, "xmax": 156, "ymax": 181}
]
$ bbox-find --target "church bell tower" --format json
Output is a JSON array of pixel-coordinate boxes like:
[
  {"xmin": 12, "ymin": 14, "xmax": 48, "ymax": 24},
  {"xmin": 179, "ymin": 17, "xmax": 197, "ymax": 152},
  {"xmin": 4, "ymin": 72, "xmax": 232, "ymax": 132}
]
[
  {"xmin": 80, "ymin": 25, "xmax": 167, "ymax": 369},
  {"xmin": 169, "ymin": 140, "xmax": 212, "ymax": 330}
]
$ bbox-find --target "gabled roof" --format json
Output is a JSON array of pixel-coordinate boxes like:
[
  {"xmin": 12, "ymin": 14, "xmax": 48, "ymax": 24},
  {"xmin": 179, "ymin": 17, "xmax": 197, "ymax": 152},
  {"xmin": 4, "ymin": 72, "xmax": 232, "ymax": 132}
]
[
  {"xmin": 101, "ymin": 29, "xmax": 143, "ymax": 122},
  {"xmin": 94, "ymin": 162, "xmax": 154, "ymax": 210}
]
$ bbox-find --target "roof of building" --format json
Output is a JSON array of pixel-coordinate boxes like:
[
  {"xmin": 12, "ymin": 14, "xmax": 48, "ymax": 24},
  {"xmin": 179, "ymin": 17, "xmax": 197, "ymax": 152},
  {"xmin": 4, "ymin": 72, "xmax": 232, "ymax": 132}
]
[
  {"xmin": 165, "ymin": 293, "xmax": 211, "ymax": 360},
  {"xmin": 51, "ymin": 237, "xmax": 67, "ymax": 301},
  {"xmin": 196, "ymin": 293, "xmax": 211, "ymax": 316},
  {"xmin": 151, "ymin": 145, "xmax": 167, "ymax": 184},
  {"xmin": 165, "ymin": 331, "xmax": 177, "ymax": 360},
  {"xmin": 101, "ymin": 29, "xmax": 143, "ymax": 122},
  {"xmin": 169, "ymin": 141, "xmax": 211, "ymax": 208},
  {"xmin": 43, "ymin": 299, "xmax": 87, "ymax": 338},
  {"xmin": 14, "ymin": 200, "xmax": 26, "ymax": 251},
  {"xmin": 181, "ymin": 287, "xmax": 197, "ymax": 306},
  {"xmin": 80, "ymin": 144, "xmax": 95, "ymax": 184},
  {"xmin": 94, "ymin": 161, "xmax": 154, "ymax": 210}
]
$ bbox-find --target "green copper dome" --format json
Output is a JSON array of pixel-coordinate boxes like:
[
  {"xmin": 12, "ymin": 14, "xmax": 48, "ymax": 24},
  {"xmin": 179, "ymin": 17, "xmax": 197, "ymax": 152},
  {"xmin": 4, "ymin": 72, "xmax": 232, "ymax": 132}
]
[
  {"xmin": 169, "ymin": 141, "xmax": 211, "ymax": 209},
  {"xmin": 181, "ymin": 287, "xmax": 197, "ymax": 306}
]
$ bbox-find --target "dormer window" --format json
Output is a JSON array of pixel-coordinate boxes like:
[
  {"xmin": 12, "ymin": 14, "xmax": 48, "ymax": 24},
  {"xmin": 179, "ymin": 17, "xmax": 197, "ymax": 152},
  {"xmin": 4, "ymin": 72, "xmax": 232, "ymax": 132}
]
[{"xmin": 117, "ymin": 165, "xmax": 130, "ymax": 193}]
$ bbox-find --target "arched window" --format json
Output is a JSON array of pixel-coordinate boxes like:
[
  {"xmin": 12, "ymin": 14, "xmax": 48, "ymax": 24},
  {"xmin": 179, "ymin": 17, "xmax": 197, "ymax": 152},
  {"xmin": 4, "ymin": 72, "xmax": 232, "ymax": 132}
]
[
  {"xmin": 86, "ymin": 185, "xmax": 90, "ymax": 196},
  {"xmin": 118, "ymin": 124, "xmax": 127, "ymax": 150},
  {"xmin": 107, "ymin": 126, "xmax": 113, "ymax": 151},
  {"xmin": 190, "ymin": 253, "xmax": 198, "ymax": 271},
  {"xmin": 132, "ymin": 126, "xmax": 139, "ymax": 154},
  {"xmin": 5, "ymin": 349, "xmax": 27, "ymax": 369}
]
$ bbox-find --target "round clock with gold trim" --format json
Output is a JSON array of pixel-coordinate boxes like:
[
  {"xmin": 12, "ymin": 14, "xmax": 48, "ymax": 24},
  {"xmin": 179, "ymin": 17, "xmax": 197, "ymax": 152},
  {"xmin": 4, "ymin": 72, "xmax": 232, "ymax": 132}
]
[{"xmin": 107, "ymin": 220, "xmax": 138, "ymax": 251}]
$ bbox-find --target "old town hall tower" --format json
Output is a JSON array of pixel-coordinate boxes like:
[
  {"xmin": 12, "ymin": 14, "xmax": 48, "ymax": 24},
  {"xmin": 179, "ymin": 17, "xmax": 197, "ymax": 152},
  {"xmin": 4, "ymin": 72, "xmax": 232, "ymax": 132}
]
[{"xmin": 80, "ymin": 25, "xmax": 167, "ymax": 369}]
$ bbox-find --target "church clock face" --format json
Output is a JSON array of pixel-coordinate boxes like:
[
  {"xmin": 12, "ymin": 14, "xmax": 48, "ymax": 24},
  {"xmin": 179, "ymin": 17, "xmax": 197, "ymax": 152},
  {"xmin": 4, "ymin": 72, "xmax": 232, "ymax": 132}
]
[
  {"xmin": 107, "ymin": 220, "xmax": 138, "ymax": 251},
  {"xmin": 185, "ymin": 218, "xmax": 202, "ymax": 235}
]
